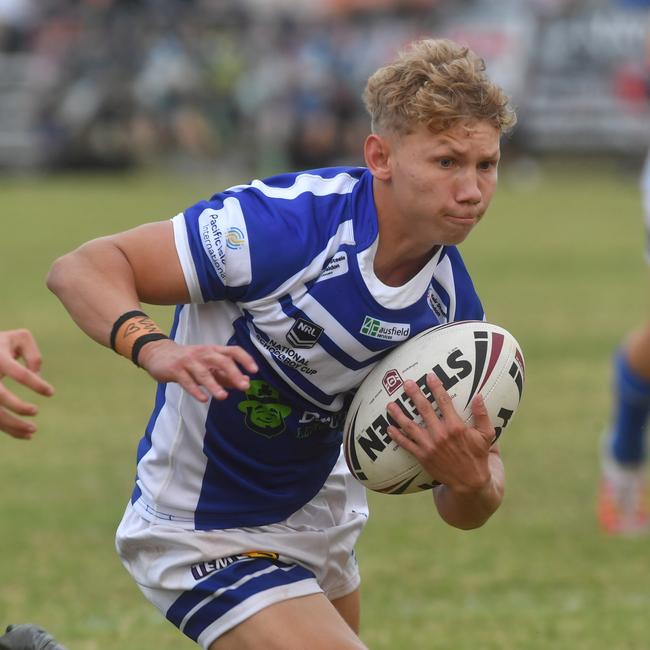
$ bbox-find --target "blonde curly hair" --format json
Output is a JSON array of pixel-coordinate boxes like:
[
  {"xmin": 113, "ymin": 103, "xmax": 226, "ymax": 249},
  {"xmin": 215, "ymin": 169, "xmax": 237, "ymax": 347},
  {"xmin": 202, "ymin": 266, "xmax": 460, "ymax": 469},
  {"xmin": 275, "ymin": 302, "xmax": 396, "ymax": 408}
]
[{"xmin": 363, "ymin": 38, "xmax": 517, "ymax": 136}]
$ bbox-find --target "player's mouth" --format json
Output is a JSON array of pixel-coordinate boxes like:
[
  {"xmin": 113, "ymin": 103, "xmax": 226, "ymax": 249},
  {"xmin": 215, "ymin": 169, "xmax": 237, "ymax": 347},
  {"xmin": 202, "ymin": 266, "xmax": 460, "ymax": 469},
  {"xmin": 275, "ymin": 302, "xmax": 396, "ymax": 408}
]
[{"xmin": 445, "ymin": 213, "xmax": 477, "ymax": 224}]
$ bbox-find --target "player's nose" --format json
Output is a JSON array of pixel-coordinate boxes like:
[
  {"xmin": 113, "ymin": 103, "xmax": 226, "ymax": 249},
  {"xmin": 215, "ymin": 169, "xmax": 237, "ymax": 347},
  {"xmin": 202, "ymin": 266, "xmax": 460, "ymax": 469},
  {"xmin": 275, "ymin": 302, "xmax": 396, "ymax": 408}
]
[{"xmin": 456, "ymin": 169, "xmax": 482, "ymax": 205}]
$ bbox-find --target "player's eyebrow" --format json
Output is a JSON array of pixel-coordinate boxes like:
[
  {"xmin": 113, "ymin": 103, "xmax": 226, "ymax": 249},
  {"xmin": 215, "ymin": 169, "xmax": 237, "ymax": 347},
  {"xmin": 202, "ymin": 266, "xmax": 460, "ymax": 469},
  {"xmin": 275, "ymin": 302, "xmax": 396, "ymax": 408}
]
[{"xmin": 431, "ymin": 141, "xmax": 500, "ymax": 160}]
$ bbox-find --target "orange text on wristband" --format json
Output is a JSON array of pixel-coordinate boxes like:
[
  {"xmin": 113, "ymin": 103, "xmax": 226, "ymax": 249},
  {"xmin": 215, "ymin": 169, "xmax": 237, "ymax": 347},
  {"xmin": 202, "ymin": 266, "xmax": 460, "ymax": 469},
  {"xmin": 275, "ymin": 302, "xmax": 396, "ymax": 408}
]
[{"xmin": 110, "ymin": 311, "xmax": 169, "ymax": 366}]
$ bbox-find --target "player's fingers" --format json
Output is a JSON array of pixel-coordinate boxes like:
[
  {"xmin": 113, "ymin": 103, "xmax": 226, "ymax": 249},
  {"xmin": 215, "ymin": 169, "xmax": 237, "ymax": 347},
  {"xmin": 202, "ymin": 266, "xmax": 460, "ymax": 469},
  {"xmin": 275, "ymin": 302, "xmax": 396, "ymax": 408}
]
[
  {"xmin": 186, "ymin": 362, "xmax": 229, "ymax": 401},
  {"xmin": 175, "ymin": 368, "xmax": 212, "ymax": 403},
  {"xmin": 401, "ymin": 379, "xmax": 441, "ymax": 431},
  {"xmin": 0, "ymin": 408, "xmax": 36, "ymax": 439},
  {"xmin": 426, "ymin": 373, "xmax": 462, "ymax": 425},
  {"xmin": 1, "ymin": 357, "xmax": 54, "ymax": 397},
  {"xmin": 219, "ymin": 345, "xmax": 259, "ymax": 375},
  {"xmin": 205, "ymin": 353, "xmax": 251, "ymax": 391},
  {"xmin": 386, "ymin": 400, "xmax": 429, "ymax": 445},
  {"xmin": 471, "ymin": 394, "xmax": 496, "ymax": 442},
  {"xmin": 0, "ymin": 383, "xmax": 39, "ymax": 416},
  {"xmin": 386, "ymin": 418, "xmax": 421, "ymax": 454},
  {"xmin": 11, "ymin": 329, "xmax": 44, "ymax": 373}
]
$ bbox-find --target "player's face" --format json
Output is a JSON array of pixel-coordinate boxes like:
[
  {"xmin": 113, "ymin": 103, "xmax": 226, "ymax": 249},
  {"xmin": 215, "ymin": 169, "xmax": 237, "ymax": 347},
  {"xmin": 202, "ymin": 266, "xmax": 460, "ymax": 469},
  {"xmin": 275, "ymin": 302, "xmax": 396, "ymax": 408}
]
[{"xmin": 386, "ymin": 121, "xmax": 500, "ymax": 245}]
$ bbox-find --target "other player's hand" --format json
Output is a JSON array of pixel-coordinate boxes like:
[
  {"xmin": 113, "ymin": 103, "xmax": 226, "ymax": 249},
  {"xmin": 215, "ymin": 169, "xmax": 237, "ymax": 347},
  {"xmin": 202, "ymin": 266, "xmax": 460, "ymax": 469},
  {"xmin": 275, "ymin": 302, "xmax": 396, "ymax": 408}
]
[
  {"xmin": 137, "ymin": 339, "xmax": 259, "ymax": 402},
  {"xmin": 0, "ymin": 329, "xmax": 55, "ymax": 439},
  {"xmin": 386, "ymin": 373, "xmax": 495, "ymax": 494}
]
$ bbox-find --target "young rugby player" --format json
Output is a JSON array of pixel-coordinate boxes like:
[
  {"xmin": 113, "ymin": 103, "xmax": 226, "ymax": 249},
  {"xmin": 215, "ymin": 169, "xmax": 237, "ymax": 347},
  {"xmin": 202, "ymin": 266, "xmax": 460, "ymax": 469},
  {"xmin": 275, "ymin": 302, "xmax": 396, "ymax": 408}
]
[{"xmin": 48, "ymin": 38, "xmax": 516, "ymax": 649}]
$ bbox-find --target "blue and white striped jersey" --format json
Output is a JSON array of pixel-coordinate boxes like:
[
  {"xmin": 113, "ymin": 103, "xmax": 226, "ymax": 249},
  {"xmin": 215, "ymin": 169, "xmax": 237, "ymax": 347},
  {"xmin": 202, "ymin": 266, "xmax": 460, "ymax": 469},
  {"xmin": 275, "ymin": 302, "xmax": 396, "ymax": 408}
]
[{"xmin": 131, "ymin": 166, "xmax": 485, "ymax": 530}]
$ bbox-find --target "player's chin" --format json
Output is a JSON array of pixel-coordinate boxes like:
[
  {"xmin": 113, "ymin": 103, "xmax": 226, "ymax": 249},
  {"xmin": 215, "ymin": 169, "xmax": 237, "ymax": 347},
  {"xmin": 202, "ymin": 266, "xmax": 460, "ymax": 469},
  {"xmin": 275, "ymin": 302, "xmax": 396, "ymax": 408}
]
[
  {"xmin": 442, "ymin": 217, "xmax": 480, "ymax": 244},
  {"xmin": 440, "ymin": 227, "xmax": 474, "ymax": 246}
]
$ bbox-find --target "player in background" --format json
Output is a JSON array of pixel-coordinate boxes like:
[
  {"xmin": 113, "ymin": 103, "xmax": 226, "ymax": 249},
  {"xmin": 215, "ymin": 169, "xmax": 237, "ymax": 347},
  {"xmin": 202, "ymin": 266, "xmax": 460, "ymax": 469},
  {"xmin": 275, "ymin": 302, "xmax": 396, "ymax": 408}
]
[
  {"xmin": 0, "ymin": 334, "xmax": 63, "ymax": 646},
  {"xmin": 47, "ymin": 39, "xmax": 516, "ymax": 649},
  {"xmin": 0, "ymin": 329, "xmax": 54, "ymax": 439},
  {"xmin": 597, "ymin": 28, "xmax": 650, "ymax": 535},
  {"xmin": 598, "ymin": 149, "xmax": 650, "ymax": 535},
  {"xmin": 0, "ymin": 624, "xmax": 67, "ymax": 650}
]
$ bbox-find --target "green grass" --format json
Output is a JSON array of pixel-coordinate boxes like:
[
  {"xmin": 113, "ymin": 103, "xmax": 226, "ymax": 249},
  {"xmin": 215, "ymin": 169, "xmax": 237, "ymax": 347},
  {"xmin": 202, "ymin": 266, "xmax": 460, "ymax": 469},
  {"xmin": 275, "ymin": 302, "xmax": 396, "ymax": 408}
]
[{"xmin": 1, "ymin": 161, "xmax": 648, "ymax": 649}]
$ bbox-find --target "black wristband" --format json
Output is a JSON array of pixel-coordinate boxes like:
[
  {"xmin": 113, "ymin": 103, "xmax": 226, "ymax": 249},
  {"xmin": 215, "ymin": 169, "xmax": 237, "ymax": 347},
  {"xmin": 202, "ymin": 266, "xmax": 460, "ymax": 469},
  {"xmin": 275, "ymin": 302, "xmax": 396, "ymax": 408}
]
[
  {"xmin": 109, "ymin": 310, "xmax": 148, "ymax": 352},
  {"xmin": 131, "ymin": 332, "xmax": 170, "ymax": 367}
]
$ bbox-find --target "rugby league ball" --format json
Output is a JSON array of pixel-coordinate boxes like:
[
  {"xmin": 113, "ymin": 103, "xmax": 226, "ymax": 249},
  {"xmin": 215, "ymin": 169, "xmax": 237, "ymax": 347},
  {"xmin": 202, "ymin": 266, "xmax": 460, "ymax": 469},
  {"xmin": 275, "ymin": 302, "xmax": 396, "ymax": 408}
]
[{"xmin": 343, "ymin": 321, "xmax": 525, "ymax": 494}]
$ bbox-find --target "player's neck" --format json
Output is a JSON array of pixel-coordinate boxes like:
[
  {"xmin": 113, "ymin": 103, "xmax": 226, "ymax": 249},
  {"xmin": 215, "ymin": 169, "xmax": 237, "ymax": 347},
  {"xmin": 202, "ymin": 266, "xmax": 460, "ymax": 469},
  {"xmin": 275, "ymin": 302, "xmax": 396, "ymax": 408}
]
[
  {"xmin": 373, "ymin": 239, "xmax": 439, "ymax": 287},
  {"xmin": 373, "ymin": 180, "xmax": 440, "ymax": 286}
]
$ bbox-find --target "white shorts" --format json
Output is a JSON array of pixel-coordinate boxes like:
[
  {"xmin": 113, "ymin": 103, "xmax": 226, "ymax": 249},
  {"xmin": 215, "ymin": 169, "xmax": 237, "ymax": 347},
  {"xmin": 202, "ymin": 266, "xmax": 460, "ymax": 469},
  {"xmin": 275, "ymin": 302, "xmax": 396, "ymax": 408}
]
[{"xmin": 115, "ymin": 452, "xmax": 369, "ymax": 649}]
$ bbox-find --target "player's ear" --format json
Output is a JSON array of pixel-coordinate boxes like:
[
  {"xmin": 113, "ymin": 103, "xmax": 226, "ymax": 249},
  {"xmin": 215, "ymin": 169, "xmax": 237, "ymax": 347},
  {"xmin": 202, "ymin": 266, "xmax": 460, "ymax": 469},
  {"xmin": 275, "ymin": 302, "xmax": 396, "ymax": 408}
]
[{"xmin": 364, "ymin": 133, "xmax": 392, "ymax": 181}]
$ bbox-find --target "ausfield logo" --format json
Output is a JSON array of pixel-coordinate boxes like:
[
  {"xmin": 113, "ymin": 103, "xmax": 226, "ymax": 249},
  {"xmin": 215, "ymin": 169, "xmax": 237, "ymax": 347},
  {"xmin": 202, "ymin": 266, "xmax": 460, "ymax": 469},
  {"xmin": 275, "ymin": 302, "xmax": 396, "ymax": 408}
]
[{"xmin": 360, "ymin": 316, "xmax": 410, "ymax": 341}]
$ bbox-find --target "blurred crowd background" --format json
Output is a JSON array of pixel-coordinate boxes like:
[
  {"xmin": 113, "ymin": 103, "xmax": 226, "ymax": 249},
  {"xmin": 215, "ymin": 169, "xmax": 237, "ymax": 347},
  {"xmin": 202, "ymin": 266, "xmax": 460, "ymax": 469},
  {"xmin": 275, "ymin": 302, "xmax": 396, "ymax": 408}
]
[{"xmin": 0, "ymin": 0, "xmax": 649, "ymax": 177}]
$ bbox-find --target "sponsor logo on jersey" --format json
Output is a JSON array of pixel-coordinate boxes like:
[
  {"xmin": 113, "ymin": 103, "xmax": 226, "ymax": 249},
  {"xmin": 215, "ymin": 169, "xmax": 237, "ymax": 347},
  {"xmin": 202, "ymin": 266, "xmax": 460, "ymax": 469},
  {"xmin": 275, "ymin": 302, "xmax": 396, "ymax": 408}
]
[
  {"xmin": 237, "ymin": 380, "xmax": 292, "ymax": 438},
  {"xmin": 427, "ymin": 285, "xmax": 448, "ymax": 322},
  {"xmin": 316, "ymin": 251, "xmax": 348, "ymax": 282},
  {"xmin": 197, "ymin": 200, "xmax": 252, "ymax": 285},
  {"xmin": 191, "ymin": 551, "xmax": 279, "ymax": 580},
  {"xmin": 297, "ymin": 409, "xmax": 346, "ymax": 438},
  {"xmin": 226, "ymin": 226, "xmax": 245, "ymax": 249},
  {"xmin": 286, "ymin": 317, "xmax": 323, "ymax": 349},
  {"xmin": 360, "ymin": 316, "xmax": 410, "ymax": 341},
  {"xmin": 254, "ymin": 333, "xmax": 317, "ymax": 375},
  {"xmin": 382, "ymin": 369, "xmax": 403, "ymax": 395},
  {"xmin": 199, "ymin": 211, "xmax": 227, "ymax": 282}
]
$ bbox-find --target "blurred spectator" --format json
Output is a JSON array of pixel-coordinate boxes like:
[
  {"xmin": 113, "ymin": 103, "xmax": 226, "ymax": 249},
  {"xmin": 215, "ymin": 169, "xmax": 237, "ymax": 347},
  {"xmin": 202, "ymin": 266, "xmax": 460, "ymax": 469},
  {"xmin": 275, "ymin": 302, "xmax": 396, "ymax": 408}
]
[
  {"xmin": 0, "ymin": 0, "xmax": 648, "ymax": 174},
  {"xmin": 0, "ymin": 0, "xmax": 37, "ymax": 52}
]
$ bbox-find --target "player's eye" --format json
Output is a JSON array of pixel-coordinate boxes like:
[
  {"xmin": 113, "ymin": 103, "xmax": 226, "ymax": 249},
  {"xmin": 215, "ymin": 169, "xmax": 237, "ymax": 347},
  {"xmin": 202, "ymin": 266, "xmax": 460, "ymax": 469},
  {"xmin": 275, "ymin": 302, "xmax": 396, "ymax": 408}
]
[
  {"xmin": 479, "ymin": 160, "xmax": 497, "ymax": 171},
  {"xmin": 439, "ymin": 158, "xmax": 454, "ymax": 169}
]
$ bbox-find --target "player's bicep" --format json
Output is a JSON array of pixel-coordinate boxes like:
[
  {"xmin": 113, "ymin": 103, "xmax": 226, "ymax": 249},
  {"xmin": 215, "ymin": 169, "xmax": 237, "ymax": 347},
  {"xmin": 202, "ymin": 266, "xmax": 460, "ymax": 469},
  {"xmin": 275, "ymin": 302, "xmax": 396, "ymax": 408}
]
[{"xmin": 113, "ymin": 221, "xmax": 191, "ymax": 305}]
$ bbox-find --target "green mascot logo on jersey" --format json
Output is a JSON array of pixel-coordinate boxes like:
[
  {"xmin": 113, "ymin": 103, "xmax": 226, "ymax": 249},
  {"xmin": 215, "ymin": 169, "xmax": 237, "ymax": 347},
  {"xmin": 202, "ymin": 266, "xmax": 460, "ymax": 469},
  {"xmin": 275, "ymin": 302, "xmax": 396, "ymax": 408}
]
[{"xmin": 237, "ymin": 380, "xmax": 292, "ymax": 438}]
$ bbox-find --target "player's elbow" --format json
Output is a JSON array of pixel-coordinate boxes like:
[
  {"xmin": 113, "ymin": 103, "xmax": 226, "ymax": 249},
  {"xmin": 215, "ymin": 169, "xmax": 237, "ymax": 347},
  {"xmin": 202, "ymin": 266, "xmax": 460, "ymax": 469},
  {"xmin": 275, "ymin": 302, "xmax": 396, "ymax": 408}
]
[
  {"xmin": 46, "ymin": 241, "xmax": 97, "ymax": 297},
  {"xmin": 439, "ymin": 509, "xmax": 495, "ymax": 531},
  {"xmin": 47, "ymin": 253, "xmax": 70, "ymax": 297},
  {"xmin": 47, "ymin": 250, "xmax": 79, "ymax": 297},
  {"xmin": 460, "ymin": 512, "xmax": 496, "ymax": 530}
]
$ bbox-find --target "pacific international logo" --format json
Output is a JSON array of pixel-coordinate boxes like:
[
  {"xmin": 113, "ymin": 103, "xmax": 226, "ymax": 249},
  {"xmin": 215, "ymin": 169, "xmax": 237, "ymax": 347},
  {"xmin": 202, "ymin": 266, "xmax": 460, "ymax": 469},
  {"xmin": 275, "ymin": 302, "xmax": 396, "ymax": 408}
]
[
  {"xmin": 226, "ymin": 227, "xmax": 245, "ymax": 249},
  {"xmin": 360, "ymin": 316, "xmax": 410, "ymax": 341}
]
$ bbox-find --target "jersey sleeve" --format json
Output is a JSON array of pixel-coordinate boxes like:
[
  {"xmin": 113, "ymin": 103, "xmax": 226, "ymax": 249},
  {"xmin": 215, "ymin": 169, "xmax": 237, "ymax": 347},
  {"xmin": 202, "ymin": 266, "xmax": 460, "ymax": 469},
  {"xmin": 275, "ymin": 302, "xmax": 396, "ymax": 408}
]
[
  {"xmin": 172, "ymin": 196, "xmax": 254, "ymax": 303},
  {"xmin": 172, "ymin": 173, "xmax": 356, "ymax": 304}
]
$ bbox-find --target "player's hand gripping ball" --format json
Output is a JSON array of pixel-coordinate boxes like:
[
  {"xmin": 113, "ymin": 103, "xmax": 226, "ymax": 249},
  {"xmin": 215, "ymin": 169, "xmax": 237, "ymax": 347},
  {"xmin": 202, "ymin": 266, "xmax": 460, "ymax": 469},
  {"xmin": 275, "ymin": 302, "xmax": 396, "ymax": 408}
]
[{"xmin": 343, "ymin": 321, "xmax": 525, "ymax": 494}]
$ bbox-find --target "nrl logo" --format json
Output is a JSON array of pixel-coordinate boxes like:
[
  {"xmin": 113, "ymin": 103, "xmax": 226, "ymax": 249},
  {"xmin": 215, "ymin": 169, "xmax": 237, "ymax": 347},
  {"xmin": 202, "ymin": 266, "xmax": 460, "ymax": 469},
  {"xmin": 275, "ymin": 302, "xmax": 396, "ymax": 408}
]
[{"xmin": 286, "ymin": 317, "xmax": 323, "ymax": 349}]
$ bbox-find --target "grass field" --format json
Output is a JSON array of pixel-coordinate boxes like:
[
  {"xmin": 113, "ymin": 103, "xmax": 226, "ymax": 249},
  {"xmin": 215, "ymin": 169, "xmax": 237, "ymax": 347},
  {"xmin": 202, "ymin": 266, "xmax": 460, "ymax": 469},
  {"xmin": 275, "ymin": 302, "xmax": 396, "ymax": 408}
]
[{"xmin": 1, "ymin": 160, "xmax": 649, "ymax": 649}]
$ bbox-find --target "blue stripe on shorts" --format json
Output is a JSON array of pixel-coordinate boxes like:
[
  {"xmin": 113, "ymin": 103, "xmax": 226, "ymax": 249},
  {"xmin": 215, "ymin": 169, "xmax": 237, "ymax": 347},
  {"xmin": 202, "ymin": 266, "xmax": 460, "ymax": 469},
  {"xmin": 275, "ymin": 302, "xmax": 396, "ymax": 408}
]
[{"xmin": 166, "ymin": 557, "xmax": 315, "ymax": 642}]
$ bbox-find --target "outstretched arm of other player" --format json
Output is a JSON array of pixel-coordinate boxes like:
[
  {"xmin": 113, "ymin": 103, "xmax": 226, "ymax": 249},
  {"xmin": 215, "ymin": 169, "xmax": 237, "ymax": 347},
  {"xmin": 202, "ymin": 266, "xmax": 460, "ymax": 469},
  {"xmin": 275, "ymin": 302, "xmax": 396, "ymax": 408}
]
[
  {"xmin": 0, "ymin": 329, "xmax": 55, "ymax": 439},
  {"xmin": 47, "ymin": 221, "xmax": 258, "ymax": 402},
  {"xmin": 386, "ymin": 374, "xmax": 504, "ymax": 530}
]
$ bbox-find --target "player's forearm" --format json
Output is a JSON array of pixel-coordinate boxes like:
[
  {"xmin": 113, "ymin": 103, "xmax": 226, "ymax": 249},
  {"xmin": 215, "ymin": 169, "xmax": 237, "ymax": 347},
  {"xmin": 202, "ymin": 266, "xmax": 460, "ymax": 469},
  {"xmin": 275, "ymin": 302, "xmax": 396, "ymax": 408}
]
[
  {"xmin": 47, "ymin": 238, "xmax": 142, "ymax": 346},
  {"xmin": 432, "ymin": 451, "xmax": 505, "ymax": 530}
]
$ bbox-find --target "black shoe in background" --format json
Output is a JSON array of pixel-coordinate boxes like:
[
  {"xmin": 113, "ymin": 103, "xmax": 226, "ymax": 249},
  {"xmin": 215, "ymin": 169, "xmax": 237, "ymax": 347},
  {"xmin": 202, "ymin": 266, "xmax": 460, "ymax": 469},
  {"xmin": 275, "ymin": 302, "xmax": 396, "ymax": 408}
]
[{"xmin": 0, "ymin": 625, "xmax": 68, "ymax": 650}]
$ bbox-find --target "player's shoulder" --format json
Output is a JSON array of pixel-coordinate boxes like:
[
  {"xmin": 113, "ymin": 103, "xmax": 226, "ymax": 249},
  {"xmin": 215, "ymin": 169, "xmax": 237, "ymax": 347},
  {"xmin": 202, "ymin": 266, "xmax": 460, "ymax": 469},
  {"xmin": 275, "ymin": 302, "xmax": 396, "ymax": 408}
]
[
  {"xmin": 221, "ymin": 166, "xmax": 365, "ymax": 203},
  {"xmin": 214, "ymin": 166, "xmax": 368, "ymax": 239},
  {"xmin": 181, "ymin": 166, "xmax": 366, "ymax": 233}
]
